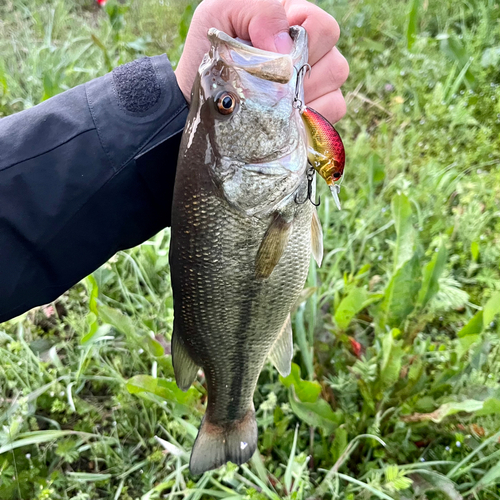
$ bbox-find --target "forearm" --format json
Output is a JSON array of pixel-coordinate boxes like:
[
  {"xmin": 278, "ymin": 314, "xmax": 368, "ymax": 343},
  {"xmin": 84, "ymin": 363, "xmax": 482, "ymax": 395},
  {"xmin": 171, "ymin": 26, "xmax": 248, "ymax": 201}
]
[{"xmin": 0, "ymin": 55, "xmax": 188, "ymax": 322}]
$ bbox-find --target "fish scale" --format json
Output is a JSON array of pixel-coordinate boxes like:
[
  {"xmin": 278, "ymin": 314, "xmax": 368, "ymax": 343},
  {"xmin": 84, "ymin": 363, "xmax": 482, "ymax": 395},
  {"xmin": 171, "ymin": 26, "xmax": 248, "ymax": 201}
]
[{"xmin": 172, "ymin": 168, "xmax": 312, "ymax": 415}]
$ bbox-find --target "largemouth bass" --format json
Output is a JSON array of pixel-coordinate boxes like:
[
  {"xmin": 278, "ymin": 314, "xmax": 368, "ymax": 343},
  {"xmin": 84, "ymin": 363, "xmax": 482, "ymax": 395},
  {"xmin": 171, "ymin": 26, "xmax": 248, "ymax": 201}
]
[{"xmin": 169, "ymin": 26, "xmax": 323, "ymax": 475}]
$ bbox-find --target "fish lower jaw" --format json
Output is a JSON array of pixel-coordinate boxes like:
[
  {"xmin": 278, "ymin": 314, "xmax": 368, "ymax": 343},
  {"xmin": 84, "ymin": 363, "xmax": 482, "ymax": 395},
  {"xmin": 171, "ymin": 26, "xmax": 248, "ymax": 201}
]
[{"xmin": 214, "ymin": 150, "xmax": 308, "ymax": 218}]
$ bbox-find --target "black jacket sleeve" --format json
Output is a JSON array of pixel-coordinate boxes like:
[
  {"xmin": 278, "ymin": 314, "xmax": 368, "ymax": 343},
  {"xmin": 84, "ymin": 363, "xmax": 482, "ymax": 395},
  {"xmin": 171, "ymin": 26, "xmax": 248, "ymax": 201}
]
[{"xmin": 0, "ymin": 55, "xmax": 189, "ymax": 322}]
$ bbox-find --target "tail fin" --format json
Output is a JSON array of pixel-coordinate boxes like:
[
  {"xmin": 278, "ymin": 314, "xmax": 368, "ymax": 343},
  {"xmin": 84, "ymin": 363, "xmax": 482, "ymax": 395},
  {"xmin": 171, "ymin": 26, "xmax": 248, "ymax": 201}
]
[{"xmin": 189, "ymin": 409, "xmax": 257, "ymax": 475}]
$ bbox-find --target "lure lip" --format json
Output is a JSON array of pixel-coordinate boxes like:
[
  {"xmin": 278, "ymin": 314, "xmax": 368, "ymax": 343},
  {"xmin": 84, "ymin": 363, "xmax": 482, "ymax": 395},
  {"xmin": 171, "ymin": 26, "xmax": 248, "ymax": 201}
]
[{"xmin": 330, "ymin": 184, "xmax": 342, "ymax": 210}]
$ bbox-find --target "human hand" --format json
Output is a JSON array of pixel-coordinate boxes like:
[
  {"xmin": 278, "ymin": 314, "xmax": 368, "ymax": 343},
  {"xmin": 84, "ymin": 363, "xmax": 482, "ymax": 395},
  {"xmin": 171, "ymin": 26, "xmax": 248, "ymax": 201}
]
[{"xmin": 175, "ymin": 0, "xmax": 348, "ymax": 124}]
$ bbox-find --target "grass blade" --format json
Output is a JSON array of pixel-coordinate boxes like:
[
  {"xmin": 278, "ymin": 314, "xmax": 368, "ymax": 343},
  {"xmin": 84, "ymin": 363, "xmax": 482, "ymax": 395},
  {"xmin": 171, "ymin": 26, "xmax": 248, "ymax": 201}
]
[
  {"xmin": 0, "ymin": 430, "xmax": 114, "ymax": 455},
  {"xmin": 447, "ymin": 430, "xmax": 500, "ymax": 479},
  {"xmin": 406, "ymin": 0, "xmax": 421, "ymax": 49},
  {"xmin": 337, "ymin": 472, "xmax": 395, "ymax": 500},
  {"xmin": 284, "ymin": 424, "xmax": 299, "ymax": 494}
]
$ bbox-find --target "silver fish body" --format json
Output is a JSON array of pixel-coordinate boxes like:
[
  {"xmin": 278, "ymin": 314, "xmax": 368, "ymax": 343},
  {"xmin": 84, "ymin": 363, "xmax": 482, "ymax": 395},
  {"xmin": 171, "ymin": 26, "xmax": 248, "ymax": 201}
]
[{"xmin": 169, "ymin": 26, "xmax": 323, "ymax": 475}]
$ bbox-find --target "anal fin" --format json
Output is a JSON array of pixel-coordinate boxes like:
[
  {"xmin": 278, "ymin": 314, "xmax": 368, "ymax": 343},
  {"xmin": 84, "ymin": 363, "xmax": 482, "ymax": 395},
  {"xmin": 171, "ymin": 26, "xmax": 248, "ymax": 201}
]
[
  {"xmin": 268, "ymin": 314, "xmax": 293, "ymax": 377},
  {"xmin": 311, "ymin": 208, "xmax": 323, "ymax": 267},
  {"xmin": 255, "ymin": 213, "xmax": 292, "ymax": 279},
  {"xmin": 172, "ymin": 326, "xmax": 199, "ymax": 391}
]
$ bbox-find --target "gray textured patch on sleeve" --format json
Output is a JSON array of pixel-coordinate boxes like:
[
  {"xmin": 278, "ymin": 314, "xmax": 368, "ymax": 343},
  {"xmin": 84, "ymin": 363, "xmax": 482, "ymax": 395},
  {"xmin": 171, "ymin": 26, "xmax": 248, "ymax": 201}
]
[{"xmin": 112, "ymin": 57, "xmax": 161, "ymax": 113}]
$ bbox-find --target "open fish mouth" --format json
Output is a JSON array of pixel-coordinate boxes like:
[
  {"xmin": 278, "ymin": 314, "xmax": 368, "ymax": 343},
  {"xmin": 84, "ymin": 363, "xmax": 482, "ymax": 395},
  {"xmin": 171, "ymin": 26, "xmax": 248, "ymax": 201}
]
[{"xmin": 206, "ymin": 25, "xmax": 308, "ymax": 84}]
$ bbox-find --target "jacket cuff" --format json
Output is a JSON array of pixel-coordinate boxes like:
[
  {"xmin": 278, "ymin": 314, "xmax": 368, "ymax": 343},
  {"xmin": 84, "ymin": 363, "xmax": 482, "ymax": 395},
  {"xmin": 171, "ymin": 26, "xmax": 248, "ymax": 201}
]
[{"xmin": 85, "ymin": 54, "xmax": 188, "ymax": 172}]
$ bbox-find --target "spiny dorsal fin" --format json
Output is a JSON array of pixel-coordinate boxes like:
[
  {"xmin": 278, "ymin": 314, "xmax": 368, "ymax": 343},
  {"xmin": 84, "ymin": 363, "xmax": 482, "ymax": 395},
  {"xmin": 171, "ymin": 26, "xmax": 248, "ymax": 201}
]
[
  {"xmin": 311, "ymin": 209, "xmax": 323, "ymax": 267},
  {"xmin": 268, "ymin": 314, "xmax": 293, "ymax": 377},
  {"xmin": 255, "ymin": 213, "xmax": 292, "ymax": 279},
  {"xmin": 172, "ymin": 326, "xmax": 199, "ymax": 392}
]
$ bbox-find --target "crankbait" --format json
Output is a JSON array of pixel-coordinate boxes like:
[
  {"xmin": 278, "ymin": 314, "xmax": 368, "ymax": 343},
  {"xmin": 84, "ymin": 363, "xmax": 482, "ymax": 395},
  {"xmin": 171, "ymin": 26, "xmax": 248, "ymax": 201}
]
[{"xmin": 294, "ymin": 64, "xmax": 346, "ymax": 210}]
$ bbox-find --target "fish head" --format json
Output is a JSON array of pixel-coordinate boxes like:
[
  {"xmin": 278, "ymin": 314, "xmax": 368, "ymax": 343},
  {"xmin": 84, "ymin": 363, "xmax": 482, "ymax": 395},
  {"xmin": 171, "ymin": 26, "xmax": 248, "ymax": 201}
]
[
  {"xmin": 192, "ymin": 26, "xmax": 307, "ymax": 163},
  {"xmin": 183, "ymin": 27, "xmax": 309, "ymax": 215}
]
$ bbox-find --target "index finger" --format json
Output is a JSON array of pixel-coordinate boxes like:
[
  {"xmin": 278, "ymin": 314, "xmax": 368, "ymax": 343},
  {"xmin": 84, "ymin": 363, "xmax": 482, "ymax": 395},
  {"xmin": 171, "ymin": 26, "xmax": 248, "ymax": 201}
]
[{"xmin": 283, "ymin": 0, "xmax": 340, "ymax": 66}]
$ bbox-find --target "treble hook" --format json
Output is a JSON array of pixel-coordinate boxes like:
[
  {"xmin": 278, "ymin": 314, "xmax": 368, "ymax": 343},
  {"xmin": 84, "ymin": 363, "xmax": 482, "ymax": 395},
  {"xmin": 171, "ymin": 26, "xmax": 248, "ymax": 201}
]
[
  {"xmin": 295, "ymin": 167, "xmax": 321, "ymax": 207},
  {"xmin": 293, "ymin": 63, "xmax": 312, "ymax": 111},
  {"xmin": 308, "ymin": 176, "xmax": 321, "ymax": 207}
]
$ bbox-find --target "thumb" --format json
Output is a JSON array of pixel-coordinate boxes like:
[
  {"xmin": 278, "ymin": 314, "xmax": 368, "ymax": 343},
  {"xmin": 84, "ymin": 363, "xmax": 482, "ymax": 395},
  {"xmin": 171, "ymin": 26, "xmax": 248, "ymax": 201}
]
[{"xmin": 236, "ymin": 0, "xmax": 294, "ymax": 53}]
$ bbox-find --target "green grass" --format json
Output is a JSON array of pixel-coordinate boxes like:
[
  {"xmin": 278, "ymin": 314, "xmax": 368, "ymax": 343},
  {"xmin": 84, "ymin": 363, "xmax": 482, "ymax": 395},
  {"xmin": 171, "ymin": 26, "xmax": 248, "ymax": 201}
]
[{"xmin": 1, "ymin": 0, "xmax": 500, "ymax": 498}]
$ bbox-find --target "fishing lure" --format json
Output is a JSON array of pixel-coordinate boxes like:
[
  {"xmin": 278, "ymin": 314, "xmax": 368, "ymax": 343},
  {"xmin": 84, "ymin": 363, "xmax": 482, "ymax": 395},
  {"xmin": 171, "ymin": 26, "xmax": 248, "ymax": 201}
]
[
  {"xmin": 301, "ymin": 106, "xmax": 345, "ymax": 210},
  {"xmin": 294, "ymin": 64, "xmax": 346, "ymax": 210}
]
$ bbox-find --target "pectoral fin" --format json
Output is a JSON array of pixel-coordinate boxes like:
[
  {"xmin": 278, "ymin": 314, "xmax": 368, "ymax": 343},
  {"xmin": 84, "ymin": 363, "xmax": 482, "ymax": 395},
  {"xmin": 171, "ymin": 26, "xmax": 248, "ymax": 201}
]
[
  {"xmin": 172, "ymin": 327, "xmax": 199, "ymax": 391},
  {"xmin": 268, "ymin": 315, "xmax": 293, "ymax": 377},
  {"xmin": 255, "ymin": 213, "xmax": 292, "ymax": 279},
  {"xmin": 311, "ymin": 209, "xmax": 324, "ymax": 267}
]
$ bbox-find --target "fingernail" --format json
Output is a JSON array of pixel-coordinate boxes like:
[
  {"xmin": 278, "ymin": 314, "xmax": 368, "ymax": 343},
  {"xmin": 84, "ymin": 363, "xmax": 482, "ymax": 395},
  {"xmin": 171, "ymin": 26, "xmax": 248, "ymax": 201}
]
[{"xmin": 274, "ymin": 31, "xmax": 293, "ymax": 54}]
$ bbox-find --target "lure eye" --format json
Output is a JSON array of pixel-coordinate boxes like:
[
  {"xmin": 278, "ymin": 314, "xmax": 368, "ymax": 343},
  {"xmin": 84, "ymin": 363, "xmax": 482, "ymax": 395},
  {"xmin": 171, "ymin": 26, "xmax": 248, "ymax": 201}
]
[
  {"xmin": 216, "ymin": 92, "xmax": 236, "ymax": 115},
  {"xmin": 333, "ymin": 172, "xmax": 342, "ymax": 180}
]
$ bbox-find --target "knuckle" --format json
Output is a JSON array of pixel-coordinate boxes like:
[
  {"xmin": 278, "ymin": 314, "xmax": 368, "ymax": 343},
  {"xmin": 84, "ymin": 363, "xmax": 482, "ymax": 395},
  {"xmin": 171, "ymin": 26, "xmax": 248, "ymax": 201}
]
[
  {"xmin": 336, "ymin": 52, "xmax": 350, "ymax": 85},
  {"xmin": 332, "ymin": 91, "xmax": 347, "ymax": 122},
  {"xmin": 195, "ymin": 0, "xmax": 212, "ymax": 12},
  {"xmin": 193, "ymin": 0, "xmax": 213, "ymax": 20},
  {"xmin": 244, "ymin": 0, "xmax": 288, "ymax": 32},
  {"xmin": 253, "ymin": 0, "xmax": 285, "ymax": 13},
  {"xmin": 317, "ymin": 13, "xmax": 340, "ymax": 47},
  {"xmin": 323, "ymin": 49, "xmax": 349, "ymax": 89}
]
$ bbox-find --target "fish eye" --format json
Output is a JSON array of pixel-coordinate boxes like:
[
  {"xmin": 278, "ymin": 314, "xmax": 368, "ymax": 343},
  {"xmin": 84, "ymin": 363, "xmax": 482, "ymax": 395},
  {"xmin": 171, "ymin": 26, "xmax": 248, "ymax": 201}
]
[{"xmin": 215, "ymin": 92, "xmax": 236, "ymax": 115}]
